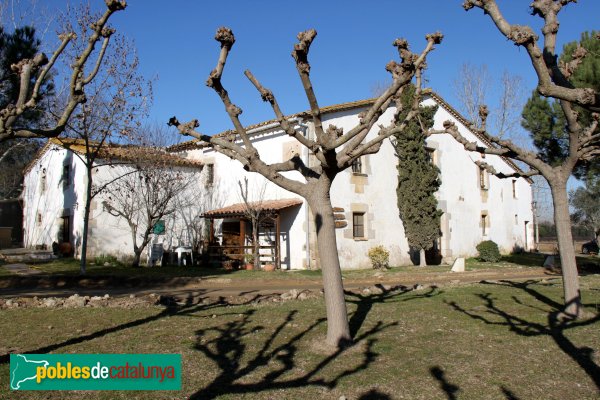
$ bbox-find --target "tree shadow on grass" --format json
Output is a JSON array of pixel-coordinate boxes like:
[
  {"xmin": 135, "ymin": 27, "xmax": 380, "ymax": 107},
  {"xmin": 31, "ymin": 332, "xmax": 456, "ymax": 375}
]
[
  {"xmin": 189, "ymin": 308, "xmax": 397, "ymax": 399},
  {"xmin": 345, "ymin": 284, "xmax": 441, "ymax": 338},
  {"xmin": 429, "ymin": 365, "xmax": 522, "ymax": 400},
  {"xmin": 0, "ymin": 293, "xmax": 263, "ymax": 364},
  {"xmin": 445, "ymin": 279, "xmax": 600, "ymax": 391}
]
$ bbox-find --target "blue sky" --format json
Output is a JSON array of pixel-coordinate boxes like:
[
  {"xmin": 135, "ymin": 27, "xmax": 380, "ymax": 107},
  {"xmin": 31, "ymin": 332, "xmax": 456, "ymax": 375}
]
[{"xmin": 92, "ymin": 0, "xmax": 598, "ymax": 137}]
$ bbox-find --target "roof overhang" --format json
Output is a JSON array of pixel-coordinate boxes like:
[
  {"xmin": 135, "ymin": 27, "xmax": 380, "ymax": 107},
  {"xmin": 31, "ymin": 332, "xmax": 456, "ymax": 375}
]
[{"xmin": 202, "ymin": 198, "xmax": 303, "ymax": 219}]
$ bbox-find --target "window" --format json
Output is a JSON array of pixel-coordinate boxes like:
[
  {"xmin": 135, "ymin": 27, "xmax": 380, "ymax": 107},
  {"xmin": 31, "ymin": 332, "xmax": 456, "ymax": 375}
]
[
  {"xmin": 351, "ymin": 157, "xmax": 362, "ymax": 174},
  {"xmin": 353, "ymin": 212, "xmax": 365, "ymax": 239},
  {"xmin": 512, "ymin": 180, "xmax": 517, "ymax": 198},
  {"xmin": 62, "ymin": 164, "xmax": 70, "ymax": 189},
  {"xmin": 206, "ymin": 164, "xmax": 214, "ymax": 186},
  {"xmin": 425, "ymin": 147, "xmax": 436, "ymax": 165},
  {"xmin": 481, "ymin": 213, "xmax": 488, "ymax": 236},
  {"xmin": 514, "ymin": 214, "xmax": 518, "ymax": 225},
  {"xmin": 40, "ymin": 168, "xmax": 46, "ymax": 193},
  {"xmin": 479, "ymin": 166, "xmax": 488, "ymax": 190},
  {"xmin": 36, "ymin": 213, "xmax": 42, "ymax": 226}
]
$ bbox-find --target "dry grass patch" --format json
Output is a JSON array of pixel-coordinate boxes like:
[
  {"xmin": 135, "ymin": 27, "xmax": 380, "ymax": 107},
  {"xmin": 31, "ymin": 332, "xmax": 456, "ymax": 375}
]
[{"xmin": 0, "ymin": 276, "xmax": 598, "ymax": 399}]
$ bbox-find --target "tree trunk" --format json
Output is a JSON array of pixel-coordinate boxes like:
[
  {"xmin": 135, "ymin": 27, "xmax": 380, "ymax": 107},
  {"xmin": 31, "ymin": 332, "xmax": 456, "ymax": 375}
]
[
  {"xmin": 252, "ymin": 217, "xmax": 259, "ymax": 268},
  {"xmin": 308, "ymin": 191, "xmax": 351, "ymax": 347},
  {"xmin": 550, "ymin": 179, "xmax": 582, "ymax": 318},
  {"xmin": 131, "ymin": 250, "xmax": 141, "ymax": 268},
  {"xmin": 419, "ymin": 248, "xmax": 427, "ymax": 267},
  {"xmin": 79, "ymin": 166, "xmax": 93, "ymax": 275}
]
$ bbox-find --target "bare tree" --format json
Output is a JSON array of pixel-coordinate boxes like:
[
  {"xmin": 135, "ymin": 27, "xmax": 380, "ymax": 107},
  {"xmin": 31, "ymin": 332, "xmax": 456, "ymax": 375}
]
[
  {"xmin": 453, "ymin": 63, "xmax": 490, "ymax": 128},
  {"xmin": 237, "ymin": 176, "xmax": 267, "ymax": 269},
  {"xmin": 453, "ymin": 64, "xmax": 525, "ymax": 141},
  {"xmin": 54, "ymin": 4, "xmax": 151, "ymax": 274},
  {"xmin": 435, "ymin": 0, "xmax": 600, "ymax": 319},
  {"xmin": 0, "ymin": 0, "xmax": 126, "ymax": 142},
  {"xmin": 169, "ymin": 27, "xmax": 443, "ymax": 346},
  {"xmin": 102, "ymin": 163, "xmax": 195, "ymax": 268}
]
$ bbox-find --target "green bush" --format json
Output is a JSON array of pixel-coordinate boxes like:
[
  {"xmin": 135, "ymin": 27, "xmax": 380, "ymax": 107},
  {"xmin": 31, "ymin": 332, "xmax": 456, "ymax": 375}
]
[
  {"xmin": 476, "ymin": 240, "xmax": 501, "ymax": 262},
  {"xmin": 368, "ymin": 246, "xmax": 390, "ymax": 269}
]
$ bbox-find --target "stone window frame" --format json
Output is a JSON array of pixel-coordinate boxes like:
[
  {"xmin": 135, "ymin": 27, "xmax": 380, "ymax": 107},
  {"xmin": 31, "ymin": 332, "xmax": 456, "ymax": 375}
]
[
  {"xmin": 352, "ymin": 212, "xmax": 366, "ymax": 239},
  {"xmin": 481, "ymin": 212, "xmax": 489, "ymax": 236},
  {"xmin": 478, "ymin": 166, "xmax": 489, "ymax": 191},
  {"xmin": 62, "ymin": 164, "xmax": 71, "ymax": 190},
  {"xmin": 206, "ymin": 164, "xmax": 214, "ymax": 187},
  {"xmin": 351, "ymin": 157, "xmax": 363, "ymax": 174},
  {"xmin": 40, "ymin": 168, "xmax": 47, "ymax": 193}
]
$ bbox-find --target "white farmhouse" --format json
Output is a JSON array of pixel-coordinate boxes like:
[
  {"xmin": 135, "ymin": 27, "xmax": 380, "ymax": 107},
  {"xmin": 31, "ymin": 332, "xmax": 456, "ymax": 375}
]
[
  {"xmin": 22, "ymin": 138, "xmax": 204, "ymax": 262},
  {"xmin": 22, "ymin": 92, "xmax": 534, "ymax": 268},
  {"xmin": 167, "ymin": 91, "xmax": 534, "ymax": 269}
]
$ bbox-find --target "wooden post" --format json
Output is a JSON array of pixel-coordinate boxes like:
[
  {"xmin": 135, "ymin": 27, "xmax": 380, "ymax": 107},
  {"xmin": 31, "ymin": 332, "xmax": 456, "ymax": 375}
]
[
  {"xmin": 209, "ymin": 218, "xmax": 214, "ymax": 243},
  {"xmin": 276, "ymin": 213, "xmax": 281, "ymax": 270},
  {"xmin": 240, "ymin": 218, "xmax": 246, "ymax": 257}
]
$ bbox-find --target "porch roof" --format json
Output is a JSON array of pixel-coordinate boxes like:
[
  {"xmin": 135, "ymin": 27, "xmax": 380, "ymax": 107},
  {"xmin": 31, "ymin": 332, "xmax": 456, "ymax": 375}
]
[{"xmin": 202, "ymin": 198, "xmax": 303, "ymax": 219}]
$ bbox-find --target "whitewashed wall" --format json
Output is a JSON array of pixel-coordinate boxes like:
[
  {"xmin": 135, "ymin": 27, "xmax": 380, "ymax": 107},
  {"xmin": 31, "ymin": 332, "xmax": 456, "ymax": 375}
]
[
  {"xmin": 92, "ymin": 165, "xmax": 206, "ymax": 262},
  {"xmin": 24, "ymin": 94, "xmax": 534, "ymax": 269},
  {"xmin": 23, "ymin": 145, "xmax": 81, "ymax": 249},
  {"xmin": 178, "ymin": 95, "xmax": 534, "ymax": 270},
  {"xmin": 181, "ymin": 127, "xmax": 308, "ymax": 270},
  {"xmin": 24, "ymin": 144, "xmax": 206, "ymax": 263}
]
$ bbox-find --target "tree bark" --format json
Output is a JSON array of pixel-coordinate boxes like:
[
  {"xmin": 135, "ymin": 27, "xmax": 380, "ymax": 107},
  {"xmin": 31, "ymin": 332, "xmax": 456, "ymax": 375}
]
[
  {"xmin": 131, "ymin": 250, "xmax": 141, "ymax": 268},
  {"xmin": 308, "ymin": 189, "xmax": 351, "ymax": 347},
  {"xmin": 549, "ymin": 179, "xmax": 582, "ymax": 318},
  {"xmin": 79, "ymin": 165, "xmax": 93, "ymax": 275},
  {"xmin": 419, "ymin": 248, "xmax": 427, "ymax": 267},
  {"xmin": 252, "ymin": 218, "xmax": 260, "ymax": 268}
]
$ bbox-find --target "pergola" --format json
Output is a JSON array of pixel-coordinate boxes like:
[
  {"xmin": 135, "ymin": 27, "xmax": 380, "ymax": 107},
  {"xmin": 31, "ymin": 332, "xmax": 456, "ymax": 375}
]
[{"xmin": 202, "ymin": 198, "xmax": 302, "ymax": 269}]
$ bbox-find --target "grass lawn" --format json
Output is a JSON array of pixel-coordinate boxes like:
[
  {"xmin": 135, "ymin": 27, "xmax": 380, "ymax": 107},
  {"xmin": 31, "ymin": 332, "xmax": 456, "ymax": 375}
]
[
  {"xmin": 2, "ymin": 252, "xmax": 597, "ymax": 285},
  {"xmin": 0, "ymin": 275, "xmax": 599, "ymax": 399}
]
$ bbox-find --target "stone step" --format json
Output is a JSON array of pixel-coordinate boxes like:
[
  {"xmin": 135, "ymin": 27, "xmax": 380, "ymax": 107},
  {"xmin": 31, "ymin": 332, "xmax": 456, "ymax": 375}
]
[{"xmin": 0, "ymin": 248, "xmax": 56, "ymax": 264}]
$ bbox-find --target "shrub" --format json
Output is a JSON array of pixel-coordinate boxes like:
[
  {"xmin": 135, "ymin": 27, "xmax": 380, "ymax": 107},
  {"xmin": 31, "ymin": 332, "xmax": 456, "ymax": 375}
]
[
  {"xmin": 476, "ymin": 240, "xmax": 501, "ymax": 262},
  {"xmin": 368, "ymin": 246, "xmax": 390, "ymax": 269},
  {"xmin": 94, "ymin": 254, "xmax": 118, "ymax": 266}
]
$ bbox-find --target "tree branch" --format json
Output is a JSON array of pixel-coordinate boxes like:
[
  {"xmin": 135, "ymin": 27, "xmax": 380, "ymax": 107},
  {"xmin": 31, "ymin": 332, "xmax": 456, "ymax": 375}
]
[
  {"xmin": 0, "ymin": 0, "xmax": 127, "ymax": 142},
  {"xmin": 244, "ymin": 69, "xmax": 323, "ymax": 161},
  {"xmin": 463, "ymin": 0, "xmax": 599, "ymax": 112}
]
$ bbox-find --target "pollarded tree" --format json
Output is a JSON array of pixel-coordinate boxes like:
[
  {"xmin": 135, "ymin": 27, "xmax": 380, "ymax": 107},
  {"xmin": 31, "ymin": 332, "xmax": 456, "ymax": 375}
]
[
  {"xmin": 169, "ymin": 27, "xmax": 443, "ymax": 347},
  {"xmin": 522, "ymin": 30, "xmax": 600, "ymax": 179},
  {"xmin": 439, "ymin": 1, "xmax": 600, "ymax": 319},
  {"xmin": 0, "ymin": 0, "xmax": 126, "ymax": 142},
  {"xmin": 393, "ymin": 85, "xmax": 441, "ymax": 267}
]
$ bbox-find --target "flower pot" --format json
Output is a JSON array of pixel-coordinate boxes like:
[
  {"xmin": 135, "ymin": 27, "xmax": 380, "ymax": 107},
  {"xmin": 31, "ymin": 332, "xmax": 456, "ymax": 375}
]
[
  {"xmin": 263, "ymin": 264, "xmax": 275, "ymax": 272},
  {"xmin": 245, "ymin": 263, "xmax": 254, "ymax": 271}
]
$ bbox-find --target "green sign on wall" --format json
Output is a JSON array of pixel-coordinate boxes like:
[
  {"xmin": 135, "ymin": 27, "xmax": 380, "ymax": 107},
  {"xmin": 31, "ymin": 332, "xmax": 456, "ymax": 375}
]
[{"xmin": 153, "ymin": 220, "xmax": 165, "ymax": 235}]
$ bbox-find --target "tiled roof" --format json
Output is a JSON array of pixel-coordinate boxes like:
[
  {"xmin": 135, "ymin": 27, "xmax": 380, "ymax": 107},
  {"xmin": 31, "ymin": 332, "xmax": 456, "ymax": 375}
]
[
  {"xmin": 203, "ymin": 198, "xmax": 303, "ymax": 218},
  {"xmin": 166, "ymin": 99, "xmax": 377, "ymax": 152},
  {"xmin": 24, "ymin": 138, "xmax": 203, "ymax": 175},
  {"xmin": 167, "ymin": 91, "xmax": 528, "ymax": 179}
]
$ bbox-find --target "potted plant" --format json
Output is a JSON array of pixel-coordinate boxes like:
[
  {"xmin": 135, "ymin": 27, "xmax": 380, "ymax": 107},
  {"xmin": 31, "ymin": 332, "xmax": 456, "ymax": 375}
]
[{"xmin": 244, "ymin": 254, "xmax": 254, "ymax": 270}]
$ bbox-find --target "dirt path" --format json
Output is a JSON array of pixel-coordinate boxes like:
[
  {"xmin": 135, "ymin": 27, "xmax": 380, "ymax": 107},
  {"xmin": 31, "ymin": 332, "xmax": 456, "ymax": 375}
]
[{"xmin": 0, "ymin": 267, "xmax": 558, "ymax": 299}]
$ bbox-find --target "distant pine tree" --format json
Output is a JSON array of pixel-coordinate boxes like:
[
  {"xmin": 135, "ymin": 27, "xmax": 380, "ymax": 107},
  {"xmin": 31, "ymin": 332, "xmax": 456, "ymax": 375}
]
[{"xmin": 394, "ymin": 85, "xmax": 441, "ymax": 266}]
